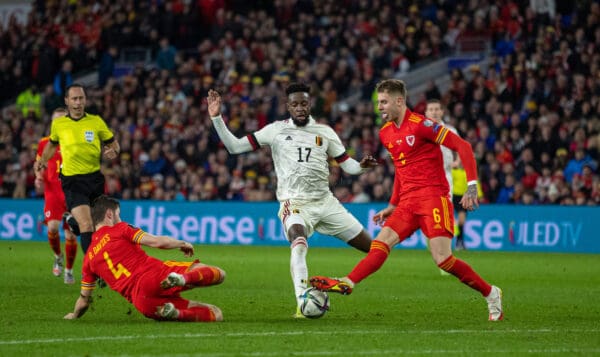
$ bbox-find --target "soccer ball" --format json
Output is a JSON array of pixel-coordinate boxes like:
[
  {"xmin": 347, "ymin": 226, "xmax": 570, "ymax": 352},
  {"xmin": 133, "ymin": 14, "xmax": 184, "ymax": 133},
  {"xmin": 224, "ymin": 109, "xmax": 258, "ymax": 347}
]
[{"xmin": 299, "ymin": 287, "xmax": 329, "ymax": 318}]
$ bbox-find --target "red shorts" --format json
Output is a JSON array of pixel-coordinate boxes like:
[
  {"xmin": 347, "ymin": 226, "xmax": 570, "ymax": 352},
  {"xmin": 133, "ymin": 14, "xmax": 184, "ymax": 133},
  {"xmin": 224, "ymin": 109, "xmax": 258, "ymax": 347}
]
[
  {"xmin": 384, "ymin": 195, "xmax": 454, "ymax": 240},
  {"xmin": 44, "ymin": 192, "xmax": 68, "ymax": 223},
  {"xmin": 131, "ymin": 260, "xmax": 199, "ymax": 320}
]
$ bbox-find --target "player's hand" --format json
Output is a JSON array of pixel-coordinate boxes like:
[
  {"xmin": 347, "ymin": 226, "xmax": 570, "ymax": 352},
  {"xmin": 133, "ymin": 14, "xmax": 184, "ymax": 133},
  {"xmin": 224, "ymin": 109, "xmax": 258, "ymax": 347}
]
[
  {"xmin": 373, "ymin": 206, "xmax": 395, "ymax": 226},
  {"xmin": 180, "ymin": 242, "xmax": 194, "ymax": 257},
  {"xmin": 34, "ymin": 161, "xmax": 47, "ymax": 174},
  {"xmin": 460, "ymin": 184, "xmax": 479, "ymax": 211},
  {"xmin": 64, "ymin": 312, "xmax": 77, "ymax": 320},
  {"xmin": 207, "ymin": 89, "xmax": 222, "ymax": 117},
  {"xmin": 103, "ymin": 147, "xmax": 118, "ymax": 160},
  {"xmin": 359, "ymin": 155, "xmax": 378, "ymax": 169}
]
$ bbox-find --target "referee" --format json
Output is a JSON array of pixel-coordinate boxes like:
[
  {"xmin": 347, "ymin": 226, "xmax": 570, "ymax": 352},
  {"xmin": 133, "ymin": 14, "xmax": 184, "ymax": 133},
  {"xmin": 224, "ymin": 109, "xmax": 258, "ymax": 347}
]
[{"xmin": 36, "ymin": 84, "xmax": 119, "ymax": 254}]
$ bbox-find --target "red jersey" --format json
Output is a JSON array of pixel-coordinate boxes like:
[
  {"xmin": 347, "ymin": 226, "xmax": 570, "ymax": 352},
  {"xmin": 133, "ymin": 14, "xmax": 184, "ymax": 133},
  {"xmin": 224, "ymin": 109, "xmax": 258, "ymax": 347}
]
[
  {"xmin": 81, "ymin": 222, "xmax": 161, "ymax": 303},
  {"xmin": 380, "ymin": 109, "xmax": 478, "ymax": 204},
  {"xmin": 36, "ymin": 137, "xmax": 63, "ymax": 193}
]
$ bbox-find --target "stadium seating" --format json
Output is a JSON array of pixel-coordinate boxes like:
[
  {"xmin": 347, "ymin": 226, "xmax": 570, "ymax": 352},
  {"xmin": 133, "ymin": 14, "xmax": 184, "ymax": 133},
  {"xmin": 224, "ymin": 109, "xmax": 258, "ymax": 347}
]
[{"xmin": 0, "ymin": 1, "xmax": 597, "ymax": 205}]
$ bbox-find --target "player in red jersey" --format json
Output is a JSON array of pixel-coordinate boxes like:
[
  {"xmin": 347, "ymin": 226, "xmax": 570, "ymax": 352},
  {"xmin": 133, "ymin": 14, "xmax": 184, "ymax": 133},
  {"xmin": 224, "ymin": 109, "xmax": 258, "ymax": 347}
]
[
  {"xmin": 34, "ymin": 107, "xmax": 77, "ymax": 284},
  {"xmin": 311, "ymin": 79, "xmax": 503, "ymax": 321},
  {"xmin": 64, "ymin": 195, "xmax": 225, "ymax": 322}
]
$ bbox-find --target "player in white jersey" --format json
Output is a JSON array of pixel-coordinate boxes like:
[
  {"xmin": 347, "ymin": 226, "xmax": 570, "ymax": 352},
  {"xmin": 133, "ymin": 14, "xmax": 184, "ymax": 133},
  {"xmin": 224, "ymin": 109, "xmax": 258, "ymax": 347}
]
[
  {"xmin": 425, "ymin": 99, "xmax": 466, "ymax": 252},
  {"xmin": 207, "ymin": 83, "xmax": 378, "ymax": 317}
]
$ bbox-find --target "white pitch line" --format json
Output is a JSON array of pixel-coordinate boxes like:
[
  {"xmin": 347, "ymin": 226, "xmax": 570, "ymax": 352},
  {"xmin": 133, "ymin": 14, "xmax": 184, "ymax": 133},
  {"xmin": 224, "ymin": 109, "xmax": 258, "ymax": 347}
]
[
  {"xmin": 1, "ymin": 328, "xmax": 599, "ymax": 346},
  {"xmin": 123, "ymin": 348, "xmax": 600, "ymax": 357}
]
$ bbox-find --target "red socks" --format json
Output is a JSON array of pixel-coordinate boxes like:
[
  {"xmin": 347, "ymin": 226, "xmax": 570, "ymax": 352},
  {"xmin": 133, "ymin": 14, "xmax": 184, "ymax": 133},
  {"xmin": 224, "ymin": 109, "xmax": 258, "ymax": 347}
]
[
  {"xmin": 48, "ymin": 231, "xmax": 61, "ymax": 256},
  {"xmin": 438, "ymin": 255, "xmax": 492, "ymax": 296},
  {"xmin": 183, "ymin": 266, "xmax": 222, "ymax": 287},
  {"xmin": 347, "ymin": 241, "xmax": 391, "ymax": 284},
  {"xmin": 65, "ymin": 239, "xmax": 78, "ymax": 270},
  {"xmin": 177, "ymin": 306, "xmax": 217, "ymax": 322}
]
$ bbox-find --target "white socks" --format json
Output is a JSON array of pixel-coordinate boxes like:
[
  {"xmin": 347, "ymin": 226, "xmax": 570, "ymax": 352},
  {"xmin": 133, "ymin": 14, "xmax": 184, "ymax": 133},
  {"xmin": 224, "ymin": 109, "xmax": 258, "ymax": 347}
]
[{"xmin": 290, "ymin": 237, "xmax": 308, "ymax": 306}]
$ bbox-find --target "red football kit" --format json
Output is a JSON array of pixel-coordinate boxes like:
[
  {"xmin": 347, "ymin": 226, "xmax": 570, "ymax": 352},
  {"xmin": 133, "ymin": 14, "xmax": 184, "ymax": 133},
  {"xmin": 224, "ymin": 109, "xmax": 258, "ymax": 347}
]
[
  {"xmin": 37, "ymin": 137, "xmax": 67, "ymax": 222},
  {"xmin": 341, "ymin": 109, "xmax": 494, "ymax": 303},
  {"xmin": 81, "ymin": 222, "xmax": 196, "ymax": 319},
  {"xmin": 379, "ymin": 109, "xmax": 478, "ymax": 239}
]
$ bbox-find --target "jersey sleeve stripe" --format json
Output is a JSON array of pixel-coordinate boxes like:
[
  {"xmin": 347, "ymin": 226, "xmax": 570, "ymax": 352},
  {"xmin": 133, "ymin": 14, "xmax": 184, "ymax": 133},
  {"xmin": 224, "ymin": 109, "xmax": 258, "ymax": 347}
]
[
  {"xmin": 334, "ymin": 153, "xmax": 350, "ymax": 163},
  {"xmin": 132, "ymin": 229, "xmax": 145, "ymax": 244},
  {"xmin": 435, "ymin": 127, "xmax": 449, "ymax": 144},
  {"xmin": 247, "ymin": 134, "xmax": 260, "ymax": 151}
]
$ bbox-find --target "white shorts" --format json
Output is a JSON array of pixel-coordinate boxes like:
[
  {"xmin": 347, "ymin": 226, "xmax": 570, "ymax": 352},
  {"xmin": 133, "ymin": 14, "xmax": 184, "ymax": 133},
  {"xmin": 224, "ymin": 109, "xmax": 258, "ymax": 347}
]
[{"xmin": 277, "ymin": 194, "xmax": 363, "ymax": 242}]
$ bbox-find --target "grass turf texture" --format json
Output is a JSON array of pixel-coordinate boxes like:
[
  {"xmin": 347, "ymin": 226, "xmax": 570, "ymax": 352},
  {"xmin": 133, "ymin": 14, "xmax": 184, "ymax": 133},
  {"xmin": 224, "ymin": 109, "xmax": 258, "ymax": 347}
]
[{"xmin": 1, "ymin": 241, "xmax": 599, "ymax": 356}]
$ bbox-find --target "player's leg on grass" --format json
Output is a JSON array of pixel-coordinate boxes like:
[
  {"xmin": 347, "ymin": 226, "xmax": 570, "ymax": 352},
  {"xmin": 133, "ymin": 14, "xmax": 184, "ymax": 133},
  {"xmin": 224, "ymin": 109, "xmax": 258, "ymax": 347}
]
[
  {"xmin": 429, "ymin": 237, "xmax": 503, "ymax": 320},
  {"xmin": 281, "ymin": 212, "xmax": 310, "ymax": 315},
  {"xmin": 157, "ymin": 299, "xmax": 223, "ymax": 322},
  {"xmin": 160, "ymin": 263, "xmax": 226, "ymax": 289},
  {"xmin": 63, "ymin": 227, "xmax": 77, "ymax": 284},
  {"xmin": 311, "ymin": 227, "xmax": 400, "ymax": 295},
  {"xmin": 455, "ymin": 210, "xmax": 467, "ymax": 250},
  {"xmin": 47, "ymin": 219, "xmax": 64, "ymax": 277},
  {"xmin": 69, "ymin": 204, "xmax": 94, "ymax": 253}
]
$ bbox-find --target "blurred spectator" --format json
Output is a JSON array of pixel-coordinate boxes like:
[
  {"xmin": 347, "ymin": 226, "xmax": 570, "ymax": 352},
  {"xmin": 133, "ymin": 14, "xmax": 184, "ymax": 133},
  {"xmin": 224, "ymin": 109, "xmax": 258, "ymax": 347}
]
[
  {"xmin": 42, "ymin": 85, "xmax": 62, "ymax": 115},
  {"xmin": 564, "ymin": 148, "xmax": 597, "ymax": 183},
  {"xmin": 0, "ymin": 0, "xmax": 598, "ymax": 206},
  {"xmin": 156, "ymin": 37, "xmax": 177, "ymax": 72},
  {"xmin": 53, "ymin": 60, "xmax": 73, "ymax": 97},
  {"xmin": 497, "ymin": 174, "xmax": 516, "ymax": 203},
  {"xmin": 16, "ymin": 85, "xmax": 42, "ymax": 119},
  {"xmin": 98, "ymin": 46, "xmax": 119, "ymax": 87}
]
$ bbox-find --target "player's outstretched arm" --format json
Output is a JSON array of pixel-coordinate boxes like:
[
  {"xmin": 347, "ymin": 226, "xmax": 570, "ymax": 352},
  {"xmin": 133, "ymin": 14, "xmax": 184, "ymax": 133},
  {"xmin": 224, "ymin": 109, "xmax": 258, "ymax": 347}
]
[
  {"xmin": 64, "ymin": 290, "xmax": 92, "ymax": 320},
  {"xmin": 140, "ymin": 233, "xmax": 195, "ymax": 257},
  {"xmin": 339, "ymin": 155, "xmax": 378, "ymax": 175},
  {"xmin": 206, "ymin": 89, "xmax": 254, "ymax": 154}
]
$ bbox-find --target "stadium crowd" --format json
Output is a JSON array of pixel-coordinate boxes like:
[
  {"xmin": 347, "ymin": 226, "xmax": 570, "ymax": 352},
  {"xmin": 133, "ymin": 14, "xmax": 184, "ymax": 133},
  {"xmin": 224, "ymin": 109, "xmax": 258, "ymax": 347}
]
[{"xmin": 0, "ymin": 0, "xmax": 598, "ymax": 206}]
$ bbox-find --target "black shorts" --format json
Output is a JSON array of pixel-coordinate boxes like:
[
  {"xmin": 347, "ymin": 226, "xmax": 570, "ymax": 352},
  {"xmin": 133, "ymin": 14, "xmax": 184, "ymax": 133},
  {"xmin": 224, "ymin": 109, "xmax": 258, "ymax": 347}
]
[
  {"xmin": 60, "ymin": 171, "xmax": 105, "ymax": 211},
  {"xmin": 452, "ymin": 194, "xmax": 467, "ymax": 213}
]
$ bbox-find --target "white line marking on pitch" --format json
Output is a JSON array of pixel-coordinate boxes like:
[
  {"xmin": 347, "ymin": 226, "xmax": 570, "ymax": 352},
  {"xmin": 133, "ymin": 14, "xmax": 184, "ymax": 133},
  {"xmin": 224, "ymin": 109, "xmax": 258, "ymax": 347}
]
[{"xmin": 1, "ymin": 328, "xmax": 599, "ymax": 346}]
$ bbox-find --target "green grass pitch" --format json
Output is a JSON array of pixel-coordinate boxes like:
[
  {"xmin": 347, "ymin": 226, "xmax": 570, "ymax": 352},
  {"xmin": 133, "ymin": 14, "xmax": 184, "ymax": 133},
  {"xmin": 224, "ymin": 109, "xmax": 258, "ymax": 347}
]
[{"xmin": 1, "ymin": 241, "xmax": 599, "ymax": 356}]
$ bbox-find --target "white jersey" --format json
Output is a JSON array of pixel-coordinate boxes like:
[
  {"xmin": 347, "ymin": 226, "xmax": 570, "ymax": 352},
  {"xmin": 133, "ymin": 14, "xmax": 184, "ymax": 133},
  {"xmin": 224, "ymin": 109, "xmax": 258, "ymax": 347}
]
[
  {"xmin": 440, "ymin": 123, "xmax": 458, "ymax": 197},
  {"xmin": 254, "ymin": 117, "xmax": 346, "ymax": 201}
]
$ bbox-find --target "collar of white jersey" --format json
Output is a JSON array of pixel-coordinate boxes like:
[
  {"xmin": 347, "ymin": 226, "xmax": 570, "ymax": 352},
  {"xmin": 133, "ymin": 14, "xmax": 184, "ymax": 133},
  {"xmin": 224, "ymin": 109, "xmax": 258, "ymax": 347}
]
[{"xmin": 289, "ymin": 115, "xmax": 316, "ymax": 127}]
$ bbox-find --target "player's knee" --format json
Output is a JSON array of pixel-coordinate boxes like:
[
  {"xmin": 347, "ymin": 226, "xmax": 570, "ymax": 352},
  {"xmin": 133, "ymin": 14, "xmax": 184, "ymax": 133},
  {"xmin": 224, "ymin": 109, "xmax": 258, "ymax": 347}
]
[
  {"xmin": 348, "ymin": 231, "xmax": 372, "ymax": 252},
  {"xmin": 434, "ymin": 252, "xmax": 452, "ymax": 266},
  {"xmin": 79, "ymin": 222, "xmax": 94, "ymax": 232}
]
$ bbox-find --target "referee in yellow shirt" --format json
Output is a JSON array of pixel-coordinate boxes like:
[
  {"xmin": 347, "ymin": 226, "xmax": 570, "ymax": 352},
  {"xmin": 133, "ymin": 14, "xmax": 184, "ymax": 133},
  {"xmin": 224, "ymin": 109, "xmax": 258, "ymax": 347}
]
[{"xmin": 36, "ymin": 84, "xmax": 119, "ymax": 254}]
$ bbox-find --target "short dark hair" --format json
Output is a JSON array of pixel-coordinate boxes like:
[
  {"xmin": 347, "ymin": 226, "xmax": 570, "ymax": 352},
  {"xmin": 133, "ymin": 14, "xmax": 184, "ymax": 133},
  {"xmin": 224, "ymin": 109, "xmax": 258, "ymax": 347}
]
[
  {"xmin": 375, "ymin": 79, "xmax": 407, "ymax": 99},
  {"xmin": 65, "ymin": 84, "xmax": 87, "ymax": 98},
  {"xmin": 285, "ymin": 82, "xmax": 311, "ymax": 96},
  {"xmin": 52, "ymin": 107, "xmax": 68, "ymax": 115},
  {"xmin": 91, "ymin": 195, "xmax": 120, "ymax": 226},
  {"xmin": 426, "ymin": 98, "xmax": 445, "ymax": 111}
]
